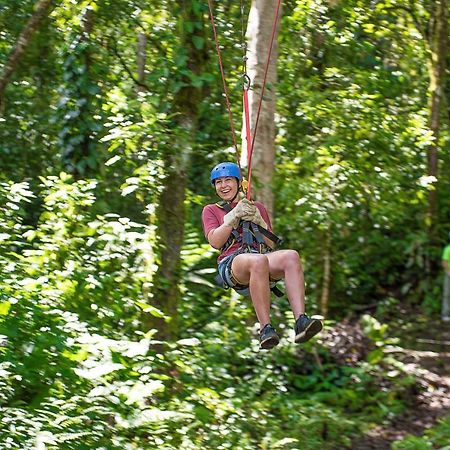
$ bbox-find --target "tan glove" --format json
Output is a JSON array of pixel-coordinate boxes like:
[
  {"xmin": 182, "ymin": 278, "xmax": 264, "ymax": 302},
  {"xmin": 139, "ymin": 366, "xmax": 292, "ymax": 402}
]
[
  {"xmin": 238, "ymin": 198, "xmax": 256, "ymax": 216},
  {"xmin": 241, "ymin": 206, "xmax": 268, "ymax": 229},
  {"xmin": 223, "ymin": 199, "xmax": 254, "ymax": 228}
]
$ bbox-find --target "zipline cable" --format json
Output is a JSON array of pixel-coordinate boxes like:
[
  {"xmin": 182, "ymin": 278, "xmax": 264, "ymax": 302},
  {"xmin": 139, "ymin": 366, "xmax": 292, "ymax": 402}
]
[
  {"xmin": 249, "ymin": 0, "xmax": 282, "ymax": 156},
  {"xmin": 207, "ymin": 0, "xmax": 283, "ymax": 199},
  {"xmin": 206, "ymin": 0, "xmax": 240, "ymax": 165}
]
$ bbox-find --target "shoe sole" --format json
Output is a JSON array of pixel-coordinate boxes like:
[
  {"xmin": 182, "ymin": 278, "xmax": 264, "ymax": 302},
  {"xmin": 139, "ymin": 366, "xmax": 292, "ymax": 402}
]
[
  {"xmin": 295, "ymin": 319, "xmax": 323, "ymax": 344},
  {"xmin": 260, "ymin": 335, "xmax": 280, "ymax": 350}
]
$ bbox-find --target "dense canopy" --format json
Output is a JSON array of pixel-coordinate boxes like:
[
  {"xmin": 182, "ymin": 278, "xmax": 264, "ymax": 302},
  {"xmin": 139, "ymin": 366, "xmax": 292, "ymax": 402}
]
[{"xmin": 0, "ymin": 0, "xmax": 449, "ymax": 448}]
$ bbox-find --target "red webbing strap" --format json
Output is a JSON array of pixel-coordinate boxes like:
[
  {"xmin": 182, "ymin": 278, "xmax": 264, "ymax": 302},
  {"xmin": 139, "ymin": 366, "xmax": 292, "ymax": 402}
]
[
  {"xmin": 207, "ymin": 0, "xmax": 282, "ymax": 198},
  {"xmin": 243, "ymin": 83, "xmax": 253, "ymax": 199},
  {"xmin": 206, "ymin": 0, "xmax": 240, "ymax": 164}
]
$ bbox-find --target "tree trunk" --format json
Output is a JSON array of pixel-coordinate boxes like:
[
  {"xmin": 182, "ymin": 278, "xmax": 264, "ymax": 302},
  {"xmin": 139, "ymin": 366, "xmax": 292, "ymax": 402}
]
[
  {"xmin": 320, "ymin": 225, "xmax": 331, "ymax": 318},
  {"xmin": 243, "ymin": 0, "xmax": 281, "ymax": 218},
  {"xmin": 152, "ymin": 154, "xmax": 189, "ymax": 340},
  {"xmin": 0, "ymin": 0, "xmax": 55, "ymax": 111},
  {"xmin": 136, "ymin": 32, "xmax": 147, "ymax": 94},
  {"xmin": 60, "ymin": 7, "xmax": 97, "ymax": 179},
  {"xmin": 150, "ymin": 0, "xmax": 207, "ymax": 341},
  {"xmin": 426, "ymin": 0, "xmax": 448, "ymax": 243},
  {"xmin": 423, "ymin": 0, "xmax": 448, "ymax": 281}
]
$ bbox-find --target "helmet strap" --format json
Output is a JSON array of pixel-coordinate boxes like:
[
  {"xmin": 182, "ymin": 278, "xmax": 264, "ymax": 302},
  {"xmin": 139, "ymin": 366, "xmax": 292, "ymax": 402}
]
[{"xmin": 229, "ymin": 191, "xmax": 239, "ymax": 204}]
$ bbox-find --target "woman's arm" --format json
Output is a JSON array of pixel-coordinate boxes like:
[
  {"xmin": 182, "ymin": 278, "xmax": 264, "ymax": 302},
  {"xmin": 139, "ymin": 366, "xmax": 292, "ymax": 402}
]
[{"xmin": 207, "ymin": 223, "xmax": 234, "ymax": 249}]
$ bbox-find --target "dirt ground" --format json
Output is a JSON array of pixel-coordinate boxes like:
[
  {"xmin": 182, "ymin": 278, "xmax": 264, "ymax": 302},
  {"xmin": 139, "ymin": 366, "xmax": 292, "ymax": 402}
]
[{"xmin": 349, "ymin": 317, "xmax": 450, "ymax": 450}]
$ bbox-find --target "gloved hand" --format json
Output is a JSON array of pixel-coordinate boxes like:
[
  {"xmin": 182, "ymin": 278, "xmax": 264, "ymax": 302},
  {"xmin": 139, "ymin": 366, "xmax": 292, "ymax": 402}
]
[
  {"xmin": 223, "ymin": 199, "xmax": 255, "ymax": 228},
  {"xmin": 241, "ymin": 206, "xmax": 268, "ymax": 229},
  {"xmin": 238, "ymin": 198, "xmax": 257, "ymax": 216}
]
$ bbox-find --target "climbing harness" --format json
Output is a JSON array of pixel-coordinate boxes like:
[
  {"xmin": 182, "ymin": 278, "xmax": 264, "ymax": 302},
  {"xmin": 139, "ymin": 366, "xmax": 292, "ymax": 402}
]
[
  {"xmin": 213, "ymin": 201, "xmax": 284, "ymax": 297},
  {"xmin": 215, "ymin": 200, "xmax": 283, "ymax": 254},
  {"xmin": 206, "ymin": 0, "xmax": 282, "ymax": 199}
]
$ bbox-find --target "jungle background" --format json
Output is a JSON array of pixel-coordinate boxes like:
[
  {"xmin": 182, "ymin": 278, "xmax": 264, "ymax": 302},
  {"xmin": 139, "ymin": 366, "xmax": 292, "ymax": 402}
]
[{"xmin": 0, "ymin": 0, "xmax": 449, "ymax": 449}]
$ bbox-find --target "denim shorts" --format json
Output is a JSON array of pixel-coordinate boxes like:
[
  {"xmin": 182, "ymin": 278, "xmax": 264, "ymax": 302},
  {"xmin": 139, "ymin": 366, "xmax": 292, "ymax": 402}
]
[
  {"xmin": 217, "ymin": 250, "xmax": 278, "ymax": 297},
  {"xmin": 218, "ymin": 252, "xmax": 250, "ymax": 296}
]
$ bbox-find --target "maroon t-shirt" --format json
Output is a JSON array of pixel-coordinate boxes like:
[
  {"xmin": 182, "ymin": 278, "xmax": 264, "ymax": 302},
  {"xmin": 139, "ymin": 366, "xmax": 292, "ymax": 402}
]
[{"xmin": 202, "ymin": 201, "xmax": 272, "ymax": 262}]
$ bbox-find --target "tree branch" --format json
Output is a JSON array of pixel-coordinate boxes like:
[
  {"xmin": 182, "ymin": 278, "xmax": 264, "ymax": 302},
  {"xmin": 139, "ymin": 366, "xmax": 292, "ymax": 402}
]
[
  {"xmin": 0, "ymin": 0, "xmax": 56, "ymax": 109},
  {"xmin": 384, "ymin": 3, "xmax": 427, "ymax": 41},
  {"xmin": 109, "ymin": 40, "xmax": 150, "ymax": 91}
]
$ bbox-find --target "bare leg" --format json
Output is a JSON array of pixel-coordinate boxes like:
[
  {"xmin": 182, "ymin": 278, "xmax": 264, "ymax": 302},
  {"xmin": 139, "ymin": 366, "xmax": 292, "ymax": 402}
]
[
  {"xmin": 266, "ymin": 250, "xmax": 305, "ymax": 319},
  {"xmin": 231, "ymin": 253, "xmax": 272, "ymax": 326}
]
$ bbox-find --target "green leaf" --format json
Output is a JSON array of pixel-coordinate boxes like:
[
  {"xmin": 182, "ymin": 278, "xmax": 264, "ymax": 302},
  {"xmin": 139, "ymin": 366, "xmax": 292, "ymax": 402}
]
[
  {"xmin": 367, "ymin": 348, "xmax": 384, "ymax": 364},
  {"xmin": 0, "ymin": 301, "xmax": 11, "ymax": 316},
  {"xmin": 192, "ymin": 35, "xmax": 204, "ymax": 50},
  {"xmin": 185, "ymin": 21, "xmax": 194, "ymax": 33},
  {"xmin": 136, "ymin": 301, "xmax": 166, "ymax": 318}
]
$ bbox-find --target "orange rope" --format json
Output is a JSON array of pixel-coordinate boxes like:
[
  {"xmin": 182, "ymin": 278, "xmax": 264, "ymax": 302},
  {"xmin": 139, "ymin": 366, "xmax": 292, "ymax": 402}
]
[
  {"xmin": 206, "ymin": 0, "xmax": 240, "ymax": 166},
  {"xmin": 250, "ymin": 0, "xmax": 282, "ymax": 155},
  {"xmin": 207, "ymin": 0, "xmax": 283, "ymax": 199}
]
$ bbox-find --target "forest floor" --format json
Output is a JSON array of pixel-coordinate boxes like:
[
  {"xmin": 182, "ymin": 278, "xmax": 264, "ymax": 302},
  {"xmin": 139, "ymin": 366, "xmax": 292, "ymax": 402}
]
[{"xmin": 350, "ymin": 312, "xmax": 450, "ymax": 450}]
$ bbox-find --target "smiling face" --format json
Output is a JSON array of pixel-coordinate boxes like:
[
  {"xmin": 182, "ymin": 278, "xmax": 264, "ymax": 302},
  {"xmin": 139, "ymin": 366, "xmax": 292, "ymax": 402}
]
[{"xmin": 214, "ymin": 176, "xmax": 239, "ymax": 202}]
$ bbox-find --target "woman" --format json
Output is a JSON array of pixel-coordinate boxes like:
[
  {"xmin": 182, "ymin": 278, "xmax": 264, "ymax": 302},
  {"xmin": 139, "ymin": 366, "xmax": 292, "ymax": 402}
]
[{"xmin": 202, "ymin": 162, "xmax": 322, "ymax": 349}]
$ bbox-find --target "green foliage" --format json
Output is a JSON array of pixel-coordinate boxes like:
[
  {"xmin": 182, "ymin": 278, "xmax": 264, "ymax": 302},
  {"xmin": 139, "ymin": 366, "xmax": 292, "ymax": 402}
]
[
  {"xmin": 392, "ymin": 436, "xmax": 433, "ymax": 450},
  {"xmin": 392, "ymin": 414, "xmax": 450, "ymax": 450},
  {"xmin": 57, "ymin": 10, "xmax": 106, "ymax": 177},
  {"xmin": 274, "ymin": 0, "xmax": 449, "ymax": 314},
  {"xmin": 20, "ymin": 174, "xmax": 158, "ymax": 332},
  {"xmin": 0, "ymin": 176, "xmax": 423, "ymax": 447},
  {"xmin": 1, "ymin": 0, "xmax": 449, "ymax": 448}
]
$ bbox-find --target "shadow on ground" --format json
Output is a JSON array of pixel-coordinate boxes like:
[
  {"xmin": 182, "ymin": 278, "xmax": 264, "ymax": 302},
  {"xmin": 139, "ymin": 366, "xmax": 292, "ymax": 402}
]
[{"xmin": 349, "ymin": 316, "xmax": 450, "ymax": 450}]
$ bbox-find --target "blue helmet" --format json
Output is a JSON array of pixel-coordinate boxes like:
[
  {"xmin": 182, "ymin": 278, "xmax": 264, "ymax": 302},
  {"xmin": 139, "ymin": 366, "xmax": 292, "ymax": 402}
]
[{"xmin": 210, "ymin": 162, "xmax": 242, "ymax": 186}]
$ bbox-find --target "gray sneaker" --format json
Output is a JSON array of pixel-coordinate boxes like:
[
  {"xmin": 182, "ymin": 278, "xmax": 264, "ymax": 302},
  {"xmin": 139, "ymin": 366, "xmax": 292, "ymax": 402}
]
[
  {"xmin": 294, "ymin": 314, "xmax": 323, "ymax": 343},
  {"xmin": 259, "ymin": 324, "xmax": 280, "ymax": 349}
]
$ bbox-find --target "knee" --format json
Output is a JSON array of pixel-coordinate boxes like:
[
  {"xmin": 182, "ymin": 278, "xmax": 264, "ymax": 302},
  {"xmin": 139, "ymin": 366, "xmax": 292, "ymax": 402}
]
[
  {"xmin": 286, "ymin": 250, "xmax": 302, "ymax": 269},
  {"xmin": 249, "ymin": 254, "xmax": 270, "ymax": 275}
]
